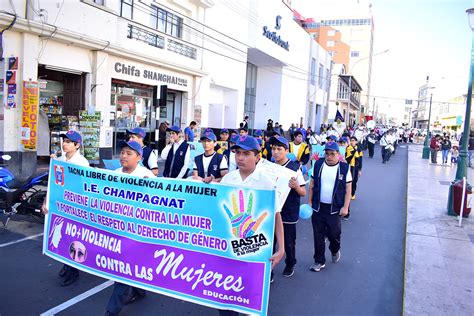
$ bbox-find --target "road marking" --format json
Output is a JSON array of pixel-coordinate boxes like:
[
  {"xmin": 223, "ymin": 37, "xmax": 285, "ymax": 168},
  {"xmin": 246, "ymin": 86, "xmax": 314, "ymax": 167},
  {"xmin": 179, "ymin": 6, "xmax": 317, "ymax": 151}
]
[
  {"xmin": 0, "ymin": 233, "xmax": 44, "ymax": 248},
  {"xmin": 40, "ymin": 280, "xmax": 114, "ymax": 315}
]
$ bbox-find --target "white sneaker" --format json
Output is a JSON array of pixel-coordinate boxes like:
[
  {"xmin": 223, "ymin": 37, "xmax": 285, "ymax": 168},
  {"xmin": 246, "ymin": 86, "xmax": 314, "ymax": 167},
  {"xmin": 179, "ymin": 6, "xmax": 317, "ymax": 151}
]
[{"xmin": 309, "ymin": 263, "xmax": 325, "ymax": 272}]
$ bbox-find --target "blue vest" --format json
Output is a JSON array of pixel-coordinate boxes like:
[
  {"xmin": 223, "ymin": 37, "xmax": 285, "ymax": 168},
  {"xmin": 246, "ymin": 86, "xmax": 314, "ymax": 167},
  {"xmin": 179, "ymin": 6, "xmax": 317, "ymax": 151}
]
[
  {"xmin": 164, "ymin": 142, "xmax": 189, "ymax": 178},
  {"xmin": 281, "ymin": 160, "xmax": 301, "ymax": 223},
  {"xmin": 142, "ymin": 146, "xmax": 153, "ymax": 170},
  {"xmin": 223, "ymin": 148, "xmax": 231, "ymax": 162},
  {"xmin": 311, "ymin": 159, "xmax": 350, "ymax": 214},
  {"xmin": 194, "ymin": 153, "xmax": 224, "ymax": 179}
]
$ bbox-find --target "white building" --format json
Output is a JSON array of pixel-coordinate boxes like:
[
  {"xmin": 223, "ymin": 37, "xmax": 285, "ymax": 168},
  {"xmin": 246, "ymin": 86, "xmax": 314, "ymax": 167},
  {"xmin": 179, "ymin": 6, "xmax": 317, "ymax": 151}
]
[{"xmin": 0, "ymin": 0, "xmax": 331, "ymax": 174}]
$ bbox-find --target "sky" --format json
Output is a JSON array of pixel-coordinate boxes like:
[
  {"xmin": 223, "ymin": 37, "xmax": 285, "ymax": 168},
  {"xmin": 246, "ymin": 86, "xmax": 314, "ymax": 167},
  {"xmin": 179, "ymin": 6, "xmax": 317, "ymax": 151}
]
[{"xmin": 293, "ymin": 0, "xmax": 474, "ymax": 120}]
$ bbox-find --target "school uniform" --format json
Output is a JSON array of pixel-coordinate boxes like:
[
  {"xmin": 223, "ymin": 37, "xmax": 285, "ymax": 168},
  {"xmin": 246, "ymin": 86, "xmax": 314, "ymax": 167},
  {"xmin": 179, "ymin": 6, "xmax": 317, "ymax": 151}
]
[
  {"xmin": 161, "ymin": 140, "xmax": 190, "ymax": 178},
  {"xmin": 278, "ymin": 160, "xmax": 305, "ymax": 269},
  {"xmin": 262, "ymin": 142, "xmax": 273, "ymax": 161},
  {"xmin": 345, "ymin": 145, "xmax": 362, "ymax": 197},
  {"xmin": 193, "ymin": 152, "xmax": 228, "ymax": 179},
  {"xmin": 311, "ymin": 159, "xmax": 352, "ymax": 265},
  {"xmin": 141, "ymin": 146, "xmax": 159, "ymax": 172},
  {"xmin": 107, "ymin": 166, "xmax": 156, "ymax": 315},
  {"xmin": 289, "ymin": 141, "xmax": 310, "ymax": 165}
]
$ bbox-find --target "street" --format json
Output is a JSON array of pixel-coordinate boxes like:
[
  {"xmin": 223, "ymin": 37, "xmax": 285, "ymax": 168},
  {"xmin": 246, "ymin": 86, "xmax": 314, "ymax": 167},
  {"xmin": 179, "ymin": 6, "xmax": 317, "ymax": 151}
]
[{"xmin": 0, "ymin": 145, "xmax": 407, "ymax": 316}]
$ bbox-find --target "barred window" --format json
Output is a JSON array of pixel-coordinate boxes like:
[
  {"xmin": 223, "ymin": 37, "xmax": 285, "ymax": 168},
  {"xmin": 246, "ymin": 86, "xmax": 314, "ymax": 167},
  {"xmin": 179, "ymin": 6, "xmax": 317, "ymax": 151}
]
[{"xmin": 150, "ymin": 6, "xmax": 183, "ymax": 38}]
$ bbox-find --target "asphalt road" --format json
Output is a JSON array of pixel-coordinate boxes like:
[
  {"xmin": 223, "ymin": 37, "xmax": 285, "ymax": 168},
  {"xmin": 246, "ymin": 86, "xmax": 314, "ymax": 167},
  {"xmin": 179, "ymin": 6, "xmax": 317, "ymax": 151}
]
[{"xmin": 0, "ymin": 144, "xmax": 407, "ymax": 316}]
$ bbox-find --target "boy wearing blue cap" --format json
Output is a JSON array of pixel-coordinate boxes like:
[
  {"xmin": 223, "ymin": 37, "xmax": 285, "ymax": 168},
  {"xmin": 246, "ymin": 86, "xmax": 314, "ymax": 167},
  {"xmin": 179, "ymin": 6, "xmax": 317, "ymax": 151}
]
[
  {"xmin": 270, "ymin": 136, "xmax": 306, "ymax": 278},
  {"xmin": 308, "ymin": 141, "xmax": 352, "ymax": 272},
  {"xmin": 192, "ymin": 132, "xmax": 228, "ymax": 183},
  {"xmin": 42, "ymin": 130, "xmax": 89, "ymax": 286},
  {"xmin": 106, "ymin": 140, "xmax": 155, "ymax": 315},
  {"xmin": 161, "ymin": 125, "xmax": 191, "ymax": 178},
  {"xmin": 220, "ymin": 136, "xmax": 284, "ymax": 269},
  {"xmin": 126, "ymin": 127, "xmax": 159, "ymax": 176}
]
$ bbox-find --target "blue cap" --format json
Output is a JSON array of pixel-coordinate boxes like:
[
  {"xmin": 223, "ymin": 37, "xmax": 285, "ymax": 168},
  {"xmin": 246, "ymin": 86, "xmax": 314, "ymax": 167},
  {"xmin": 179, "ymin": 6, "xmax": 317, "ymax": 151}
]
[
  {"xmin": 167, "ymin": 125, "xmax": 181, "ymax": 133},
  {"xmin": 230, "ymin": 135, "xmax": 239, "ymax": 143},
  {"xmin": 231, "ymin": 135, "xmax": 261, "ymax": 151},
  {"xmin": 272, "ymin": 130, "xmax": 281, "ymax": 136},
  {"xmin": 119, "ymin": 140, "xmax": 143, "ymax": 156},
  {"xmin": 220, "ymin": 128, "xmax": 229, "ymax": 134},
  {"xmin": 60, "ymin": 130, "xmax": 82, "ymax": 145},
  {"xmin": 126, "ymin": 127, "xmax": 146, "ymax": 138},
  {"xmin": 324, "ymin": 141, "xmax": 339, "ymax": 152},
  {"xmin": 200, "ymin": 131, "xmax": 217, "ymax": 142},
  {"xmin": 294, "ymin": 128, "xmax": 306, "ymax": 139},
  {"xmin": 327, "ymin": 135, "xmax": 338, "ymax": 141},
  {"xmin": 269, "ymin": 136, "xmax": 289, "ymax": 149},
  {"xmin": 253, "ymin": 129, "xmax": 263, "ymax": 137},
  {"xmin": 338, "ymin": 137, "xmax": 346, "ymax": 143},
  {"xmin": 204, "ymin": 128, "xmax": 213, "ymax": 133}
]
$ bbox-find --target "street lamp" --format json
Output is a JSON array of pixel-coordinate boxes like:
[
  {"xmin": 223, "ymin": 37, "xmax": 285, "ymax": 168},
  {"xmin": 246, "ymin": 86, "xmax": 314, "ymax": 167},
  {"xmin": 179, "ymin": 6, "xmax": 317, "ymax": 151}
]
[
  {"xmin": 421, "ymin": 89, "xmax": 435, "ymax": 159},
  {"xmin": 447, "ymin": 7, "xmax": 474, "ymax": 216},
  {"xmin": 348, "ymin": 49, "xmax": 389, "ymax": 125}
]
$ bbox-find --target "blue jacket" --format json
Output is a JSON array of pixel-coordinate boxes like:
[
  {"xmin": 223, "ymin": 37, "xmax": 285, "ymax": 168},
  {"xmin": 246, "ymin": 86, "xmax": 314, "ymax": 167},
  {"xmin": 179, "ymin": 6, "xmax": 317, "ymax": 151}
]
[
  {"xmin": 311, "ymin": 159, "xmax": 350, "ymax": 215},
  {"xmin": 142, "ymin": 146, "xmax": 153, "ymax": 170}
]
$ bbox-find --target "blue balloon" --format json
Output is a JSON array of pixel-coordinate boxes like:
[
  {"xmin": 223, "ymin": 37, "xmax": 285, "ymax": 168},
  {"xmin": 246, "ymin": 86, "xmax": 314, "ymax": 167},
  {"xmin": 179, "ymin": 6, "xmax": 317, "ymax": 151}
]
[
  {"xmin": 287, "ymin": 152, "xmax": 297, "ymax": 161},
  {"xmin": 301, "ymin": 165, "xmax": 307, "ymax": 175},
  {"xmin": 299, "ymin": 204, "xmax": 313, "ymax": 220}
]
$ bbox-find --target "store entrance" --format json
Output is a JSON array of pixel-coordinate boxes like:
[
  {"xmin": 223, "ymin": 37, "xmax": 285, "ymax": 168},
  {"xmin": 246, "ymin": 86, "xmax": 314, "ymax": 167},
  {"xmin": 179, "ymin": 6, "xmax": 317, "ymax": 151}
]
[{"xmin": 38, "ymin": 65, "xmax": 85, "ymax": 156}]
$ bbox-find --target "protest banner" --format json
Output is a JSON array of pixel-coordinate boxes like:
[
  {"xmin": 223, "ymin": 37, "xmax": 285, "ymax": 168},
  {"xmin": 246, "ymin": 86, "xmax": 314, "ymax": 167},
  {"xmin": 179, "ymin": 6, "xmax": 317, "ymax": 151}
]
[
  {"xmin": 43, "ymin": 160, "xmax": 276, "ymax": 315},
  {"xmin": 21, "ymin": 81, "xmax": 39, "ymax": 150},
  {"xmin": 257, "ymin": 159, "xmax": 295, "ymax": 209}
]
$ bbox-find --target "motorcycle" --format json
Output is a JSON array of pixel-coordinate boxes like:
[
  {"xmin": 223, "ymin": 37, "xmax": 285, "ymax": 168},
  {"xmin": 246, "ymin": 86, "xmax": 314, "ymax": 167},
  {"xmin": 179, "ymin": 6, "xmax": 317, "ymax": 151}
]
[{"xmin": 0, "ymin": 155, "xmax": 48, "ymax": 226}]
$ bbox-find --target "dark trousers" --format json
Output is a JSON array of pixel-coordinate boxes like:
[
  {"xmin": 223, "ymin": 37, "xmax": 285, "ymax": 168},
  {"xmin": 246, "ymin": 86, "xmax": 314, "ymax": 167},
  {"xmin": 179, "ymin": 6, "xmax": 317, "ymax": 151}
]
[
  {"xmin": 382, "ymin": 146, "xmax": 390, "ymax": 163},
  {"xmin": 283, "ymin": 223, "xmax": 297, "ymax": 267},
  {"xmin": 218, "ymin": 310, "xmax": 239, "ymax": 316},
  {"xmin": 106, "ymin": 283, "xmax": 145, "ymax": 315},
  {"xmin": 367, "ymin": 142, "xmax": 375, "ymax": 157},
  {"xmin": 350, "ymin": 166, "xmax": 359, "ymax": 197},
  {"xmin": 311, "ymin": 203, "xmax": 341, "ymax": 264},
  {"xmin": 64, "ymin": 264, "xmax": 79, "ymax": 277},
  {"xmin": 430, "ymin": 149, "xmax": 438, "ymax": 163}
]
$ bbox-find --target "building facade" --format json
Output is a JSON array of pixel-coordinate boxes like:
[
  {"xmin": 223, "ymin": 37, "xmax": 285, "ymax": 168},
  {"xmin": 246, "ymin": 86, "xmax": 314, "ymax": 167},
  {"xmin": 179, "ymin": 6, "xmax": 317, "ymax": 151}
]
[{"xmin": 0, "ymin": 0, "xmax": 331, "ymax": 174}]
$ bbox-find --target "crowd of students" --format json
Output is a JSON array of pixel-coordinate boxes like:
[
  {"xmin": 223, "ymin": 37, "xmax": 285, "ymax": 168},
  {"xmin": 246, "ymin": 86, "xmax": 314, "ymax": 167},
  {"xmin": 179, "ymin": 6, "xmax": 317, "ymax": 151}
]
[{"xmin": 43, "ymin": 120, "xmax": 381, "ymax": 315}]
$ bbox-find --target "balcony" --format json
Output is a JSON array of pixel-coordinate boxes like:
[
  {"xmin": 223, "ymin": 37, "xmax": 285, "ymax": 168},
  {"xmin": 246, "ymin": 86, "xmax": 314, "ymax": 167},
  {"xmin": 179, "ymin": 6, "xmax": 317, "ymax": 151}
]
[{"xmin": 127, "ymin": 24, "xmax": 197, "ymax": 60}]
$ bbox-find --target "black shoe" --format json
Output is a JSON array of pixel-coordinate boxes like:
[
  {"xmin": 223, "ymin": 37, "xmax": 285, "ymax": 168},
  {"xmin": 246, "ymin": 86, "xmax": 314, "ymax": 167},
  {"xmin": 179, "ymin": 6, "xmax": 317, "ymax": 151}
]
[
  {"xmin": 283, "ymin": 265, "xmax": 295, "ymax": 278},
  {"xmin": 60, "ymin": 273, "xmax": 79, "ymax": 286},
  {"xmin": 124, "ymin": 289, "xmax": 146, "ymax": 305},
  {"xmin": 58, "ymin": 265, "xmax": 67, "ymax": 278}
]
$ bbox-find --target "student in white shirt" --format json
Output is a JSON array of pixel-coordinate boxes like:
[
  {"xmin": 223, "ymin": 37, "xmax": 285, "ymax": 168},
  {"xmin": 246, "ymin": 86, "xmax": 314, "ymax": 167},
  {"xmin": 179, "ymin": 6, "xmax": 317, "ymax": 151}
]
[
  {"xmin": 42, "ymin": 130, "xmax": 89, "ymax": 286},
  {"xmin": 192, "ymin": 131, "xmax": 228, "ymax": 183},
  {"xmin": 219, "ymin": 135, "xmax": 285, "ymax": 316},
  {"xmin": 220, "ymin": 136, "xmax": 285, "ymax": 268},
  {"xmin": 107, "ymin": 140, "xmax": 155, "ymax": 315},
  {"xmin": 161, "ymin": 125, "xmax": 191, "ymax": 178}
]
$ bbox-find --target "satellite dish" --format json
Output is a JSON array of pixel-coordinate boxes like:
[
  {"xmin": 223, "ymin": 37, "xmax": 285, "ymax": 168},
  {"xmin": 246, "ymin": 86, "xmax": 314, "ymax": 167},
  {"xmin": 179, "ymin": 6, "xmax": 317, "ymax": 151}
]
[{"xmin": 367, "ymin": 120, "xmax": 376, "ymax": 129}]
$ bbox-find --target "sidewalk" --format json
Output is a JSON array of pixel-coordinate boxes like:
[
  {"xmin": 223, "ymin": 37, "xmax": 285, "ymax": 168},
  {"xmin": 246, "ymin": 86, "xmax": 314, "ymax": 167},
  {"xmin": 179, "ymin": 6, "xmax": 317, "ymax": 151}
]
[{"xmin": 404, "ymin": 145, "xmax": 474, "ymax": 315}]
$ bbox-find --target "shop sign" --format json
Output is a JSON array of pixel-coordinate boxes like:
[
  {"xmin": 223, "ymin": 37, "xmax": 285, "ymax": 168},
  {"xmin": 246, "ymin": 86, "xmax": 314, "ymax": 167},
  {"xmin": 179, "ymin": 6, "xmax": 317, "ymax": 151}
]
[
  {"xmin": 21, "ymin": 81, "xmax": 39, "ymax": 151},
  {"xmin": 262, "ymin": 15, "xmax": 290, "ymax": 51},
  {"xmin": 114, "ymin": 62, "xmax": 188, "ymax": 87}
]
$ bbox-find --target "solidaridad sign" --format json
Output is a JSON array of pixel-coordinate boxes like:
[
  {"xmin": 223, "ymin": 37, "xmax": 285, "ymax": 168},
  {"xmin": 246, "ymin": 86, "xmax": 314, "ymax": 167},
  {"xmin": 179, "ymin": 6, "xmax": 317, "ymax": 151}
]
[{"xmin": 43, "ymin": 160, "xmax": 276, "ymax": 315}]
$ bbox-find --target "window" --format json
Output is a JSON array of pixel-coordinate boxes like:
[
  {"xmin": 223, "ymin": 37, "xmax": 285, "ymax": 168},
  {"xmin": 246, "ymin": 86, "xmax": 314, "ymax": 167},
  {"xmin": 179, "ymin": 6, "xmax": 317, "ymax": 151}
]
[
  {"xmin": 311, "ymin": 58, "xmax": 316, "ymax": 85},
  {"xmin": 327, "ymin": 40, "xmax": 335, "ymax": 47},
  {"xmin": 351, "ymin": 51, "xmax": 360, "ymax": 57},
  {"xmin": 120, "ymin": 0, "xmax": 133, "ymax": 20},
  {"xmin": 150, "ymin": 6, "xmax": 183, "ymax": 38},
  {"xmin": 327, "ymin": 30, "xmax": 335, "ymax": 36},
  {"xmin": 93, "ymin": 0, "xmax": 104, "ymax": 5},
  {"xmin": 318, "ymin": 64, "xmax": 324, "ymax": 88}
]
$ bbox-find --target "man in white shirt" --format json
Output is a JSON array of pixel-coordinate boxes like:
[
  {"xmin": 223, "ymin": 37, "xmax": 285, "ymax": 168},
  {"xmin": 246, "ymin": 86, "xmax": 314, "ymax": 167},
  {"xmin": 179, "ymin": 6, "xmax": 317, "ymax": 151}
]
[
  {"xmin": 161, "ymin": 125, "xmax": 191, "ymax": 178},
  {"xmin": 308, "ymin": 141, "xmax": 352, "ymax": 272},
  {"xmin": 126, "ymin": 127, "xmax": 159, "ymax": 176}
]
